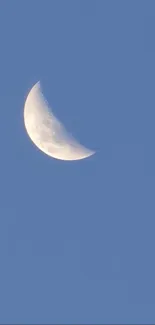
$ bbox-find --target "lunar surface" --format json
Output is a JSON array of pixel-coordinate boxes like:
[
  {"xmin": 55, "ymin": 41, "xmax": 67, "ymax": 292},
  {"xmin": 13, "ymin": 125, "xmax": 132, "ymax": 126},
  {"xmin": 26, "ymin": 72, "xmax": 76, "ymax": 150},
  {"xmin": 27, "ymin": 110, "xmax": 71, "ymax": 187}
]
[{"xmin": 23, "ymin": 82, "xmax": 95, "ymax": 161}]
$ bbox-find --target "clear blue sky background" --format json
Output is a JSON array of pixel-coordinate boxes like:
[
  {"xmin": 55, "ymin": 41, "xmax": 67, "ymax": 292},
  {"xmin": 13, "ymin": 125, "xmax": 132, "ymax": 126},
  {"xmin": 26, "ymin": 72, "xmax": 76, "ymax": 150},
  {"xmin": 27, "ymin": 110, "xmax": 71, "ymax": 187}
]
[{"xmin": 0, "ymin": 0, "xmax": 154, "ymax": 324}]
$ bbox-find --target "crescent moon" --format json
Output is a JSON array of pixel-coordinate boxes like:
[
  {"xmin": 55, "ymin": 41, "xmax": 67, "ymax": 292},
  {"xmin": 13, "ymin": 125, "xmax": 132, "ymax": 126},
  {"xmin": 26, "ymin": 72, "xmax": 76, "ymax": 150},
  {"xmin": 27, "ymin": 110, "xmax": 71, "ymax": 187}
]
[{"xmin": 23, "ymin": 82, "xmax": 95, "ymax": 161}]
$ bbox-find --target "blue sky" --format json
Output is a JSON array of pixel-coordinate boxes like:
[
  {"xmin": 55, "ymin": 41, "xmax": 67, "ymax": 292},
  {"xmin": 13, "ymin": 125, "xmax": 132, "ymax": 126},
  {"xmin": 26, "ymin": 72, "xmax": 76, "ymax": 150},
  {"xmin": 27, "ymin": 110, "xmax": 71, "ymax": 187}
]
[{"xmin": 0, "ymin": 0, "xmax": 155, "ymax": 323}]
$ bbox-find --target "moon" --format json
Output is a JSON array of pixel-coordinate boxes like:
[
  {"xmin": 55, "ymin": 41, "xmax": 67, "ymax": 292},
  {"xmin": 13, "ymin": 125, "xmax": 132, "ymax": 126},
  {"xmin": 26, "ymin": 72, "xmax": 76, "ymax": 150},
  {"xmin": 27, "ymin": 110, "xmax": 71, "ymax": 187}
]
[{"xmin": 23, "ymin": 82, "xmax": 95, "ymax": 161}]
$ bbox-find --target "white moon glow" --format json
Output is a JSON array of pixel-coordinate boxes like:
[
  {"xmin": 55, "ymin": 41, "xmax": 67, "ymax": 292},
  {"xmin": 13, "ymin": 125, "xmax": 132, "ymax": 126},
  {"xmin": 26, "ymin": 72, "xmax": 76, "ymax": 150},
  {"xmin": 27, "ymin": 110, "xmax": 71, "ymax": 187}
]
[{"xmin": 24, "ymin": 82, "xmax": 95, "ymax": 161}]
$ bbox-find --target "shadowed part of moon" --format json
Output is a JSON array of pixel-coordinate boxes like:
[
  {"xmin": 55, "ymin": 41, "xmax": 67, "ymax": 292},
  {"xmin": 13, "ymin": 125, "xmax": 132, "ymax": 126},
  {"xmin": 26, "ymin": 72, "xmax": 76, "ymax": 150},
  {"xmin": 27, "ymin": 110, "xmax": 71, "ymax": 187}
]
[{"xmin": 23, "ymin": 82, "xmax": 95, "ymax": 161}]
